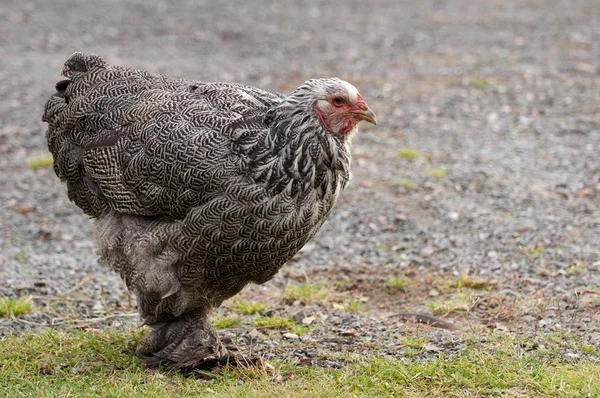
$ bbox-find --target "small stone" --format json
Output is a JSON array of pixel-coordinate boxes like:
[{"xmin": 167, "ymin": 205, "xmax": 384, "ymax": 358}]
[
  {"xmin": 521, "ymin": 315, "xmax": 535, "ymax": 323},
  {"xmin": 292, "ymin": 309, "xmax": 306, "ymax": 324},
  {"xmin": 420, "ymin": 246, "xmax": 434, "ymax": 257},
  {"xmin": 538, "ymin": 319, "xmax": 550, "ymax": 328},
  {"xmin": 248, "ymin": 328, "xmax": 261, "ymax": 339},
  {"xmin": 494, "ymin": 323, "xmax": 508, "ymax": 331},
  {"xmin": 448, "ymin": 212, "xmax": 459, "ymax": 221},
  {"xmin": 428, "ymin": 289, "xmax": 440, "ymax": 297},
  {"xmin": 424, "ymin": 344, "xmax": 444, "ymax": 352},
  {"xmin": 589, "ymin": 333, "xmax": 600, "ymax": 345},
  {"xmin": 564, "ymin": 352, "xmax": 580, "ymax": 362},
  {"xmin": 487, "ymin": 112, "xmax": 499, "ymax": 123},
  {"xmin": 395, "ymin": 214, "xmax": 407, "ymax": 222},
  {"xmin": 283, "ymin": 332, "xmax": 299, "ymax": 340},
  {"xmin": 302, "ymin": 316, "xmax": 316, "ymax": 325},
  {"xmin": 575, "ymin": 63, "xmax": 597, "ymax": 74}
]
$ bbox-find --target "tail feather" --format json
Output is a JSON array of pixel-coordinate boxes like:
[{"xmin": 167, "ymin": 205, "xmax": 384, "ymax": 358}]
[
  {"xmin": 42, "ymin": 53, "xmax": 108, "ymax": 124},
  {"xmin": 60, "ymin": 52, "xmax": 108, "ymax": 79},
  {"xmin": 42, "ymin": 53, "xmax": 114, "ymax": 217}
]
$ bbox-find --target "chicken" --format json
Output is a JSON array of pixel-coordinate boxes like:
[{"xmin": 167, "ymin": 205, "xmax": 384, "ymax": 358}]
[{"xmin": 42, "ymin": 52, "xmax": 377, "ymax": 370}]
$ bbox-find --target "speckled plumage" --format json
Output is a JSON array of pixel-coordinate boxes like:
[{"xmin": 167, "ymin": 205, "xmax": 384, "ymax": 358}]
[{"xmin": 43, "ymin": 52, "xmax": 369, "ymax": 369}]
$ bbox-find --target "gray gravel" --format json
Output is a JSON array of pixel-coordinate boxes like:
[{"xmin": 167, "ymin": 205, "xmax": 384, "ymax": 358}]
[{"xmin": 1, "ymin": 0, "xmax": 599, "ymax": 358}]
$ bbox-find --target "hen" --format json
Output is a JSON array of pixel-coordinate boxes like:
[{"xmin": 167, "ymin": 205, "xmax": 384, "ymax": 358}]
[{"xmin": 42, "ymin": 53, "xmax": 376, "ymax": 370}]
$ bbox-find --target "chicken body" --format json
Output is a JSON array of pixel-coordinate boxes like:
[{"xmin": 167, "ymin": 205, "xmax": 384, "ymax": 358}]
[{"xmin": 43, "ymin": 53, "xmax": 375, "ymax": 369}]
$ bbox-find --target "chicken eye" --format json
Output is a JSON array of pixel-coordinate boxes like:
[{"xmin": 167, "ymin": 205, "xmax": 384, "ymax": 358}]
[{"xmin": 332, "ymin": 97, "xmax": 344, "ymax": 106}]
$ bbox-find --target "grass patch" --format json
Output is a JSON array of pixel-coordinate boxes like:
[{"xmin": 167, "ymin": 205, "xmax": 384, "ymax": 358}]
[
  {"xmin": 521, "ymin": 244, "xmax": 544, "ymax": 265},
  {"xmin": 10, "ymin": 251, "xmax": 28, "ymax": 261},
  {"xmin": 448, "ymin": 274, "xmax": 498, "ymax": 291},
  {"xmin": 289, "ymin": 325, "xmax": 314, "ymax": 336},
  {"xmin": 27, "ymin": 154, "xmax": 54, "ymax": 170},
  {"xmin": 384, "ymin": 276, "xmax": 410, "ymax": 293},
  {"xmin": 427, "ymin": 292, "xmax": 475, "ymax": 315},
  {"xmin": 226, "ymin": 299, "xmax": 267, "ymax": 315},
  {"xmin": 401, "ymin": 336, "xmax": 427, "ymax": 349},
  {"xmin": 566, "ymin": 263, "xmax": 586, "ymax": 275},
  {"xmin": 426, "ymin": 168, "xmax": 447, "ymax": 179},
  {"xmin": 395, "ymin": 179, "xmax": 416, "ymax": 190},
  {"xmin": 1, "ymin": 328, "xmax": 599, "ymax": 396},
  {"xmin": 251, "ymin": 315, "xmax": 294, "ymax": 330},
  {"xmin": 344, "ymin": 298, "xmax": 362, "ymax": 313},
  {"xmin": 282, "ymin": 282, "xmax": 332, "ymax": 305},
  {"xmin": 396, "ymin": 148, "xmax": 420, "ymax": 159},
  {"xmin": 212, "ymin": 314, "xmax": 242, "ymax": 329},
  {"xmin": 471, "ymin": 78, "xmax": 494, "ymax": 88},
  {"xmin": 0, "ymin": 296, "xmax": 33, "ymax": 317}
]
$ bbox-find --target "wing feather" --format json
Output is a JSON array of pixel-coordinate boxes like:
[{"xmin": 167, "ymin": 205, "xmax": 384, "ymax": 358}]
[{"xmin": 44, "ymin": 53, "xmax": 283, "ymax": 218}]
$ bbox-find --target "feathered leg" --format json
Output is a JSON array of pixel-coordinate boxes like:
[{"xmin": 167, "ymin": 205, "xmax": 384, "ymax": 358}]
[
  {"xmin": 95, "ymin": 213, "xmax": 261, "ymax": 372},
  {"xmin": 135, "ymin": 308, "xmax": 236, "ymax": 371}
]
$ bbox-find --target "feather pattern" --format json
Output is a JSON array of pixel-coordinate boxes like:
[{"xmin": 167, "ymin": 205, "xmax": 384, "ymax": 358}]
[{"xmin": 43, "ymin": 53, "xmax": 367, "ymax": 368}]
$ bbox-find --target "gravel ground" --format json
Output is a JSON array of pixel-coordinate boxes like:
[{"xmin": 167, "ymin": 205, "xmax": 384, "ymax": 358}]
[{"xmin": 1, "ymin": 0, "xmax": 599, "ymax": 363}]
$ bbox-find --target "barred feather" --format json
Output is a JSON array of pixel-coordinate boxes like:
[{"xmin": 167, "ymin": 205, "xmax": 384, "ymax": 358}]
[{"xmin": 43, "ymin": 53, "xmax": 359, "ymax": 368}]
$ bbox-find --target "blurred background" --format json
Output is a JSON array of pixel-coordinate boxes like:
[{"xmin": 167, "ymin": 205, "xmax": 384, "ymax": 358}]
[{"xmin": 0, "ymin": 0, "xmax": 598, "ymax": 343}]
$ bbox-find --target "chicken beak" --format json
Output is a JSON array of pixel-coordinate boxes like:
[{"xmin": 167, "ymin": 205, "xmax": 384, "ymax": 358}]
[{"xmin": 355, "ymin": 107, "xmax": 377, "ymax": 125}]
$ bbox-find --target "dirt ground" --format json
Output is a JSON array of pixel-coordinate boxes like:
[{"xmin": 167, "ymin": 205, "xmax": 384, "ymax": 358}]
[{"xmin": 1, "ymin": 0, "xmax": 599, "ymax": 364}]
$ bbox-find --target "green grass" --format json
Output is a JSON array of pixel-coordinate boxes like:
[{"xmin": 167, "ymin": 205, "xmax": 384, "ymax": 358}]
[
  {"xmin": 566, "ymin": 263, "xmax": 586, "ymax": 275},
  {"xmin": 226, "ymin": 299, "xmax": 268, "ymax": 315},
  {"xmin": 344, "ymin": 298, "xmax": 362, "ymax": 313},
  {"xmin": 384, "ymin": 276, "xmax": 410, "ymax": 293},
  {"xmin": 471, "ymin": 78, "xmax": 494, "ymax": 88},
  {"xmin": 0, "ymin": 296, "xmax": 33, "ymax": 317},
  {"xmin": 401, "ymin": 336, "xmax": 427, "ymax": 349},
  {"xmin": 251, "ymin": 315, "xmax": 294, "ymax": 330},
  {"xmin": 426, "ymin": 168, "xmax": 447, "ymax": 179},
  {"xmin": 27, "ymin": 154, "xmax": 54, "ymax": 170},
  {"xmin": 282, "ymin": 282, "xmax": 332, "ymax": 304},
  {"xmin": 447, "ymin": 274, "xmax": 498, "ymax": 291},
  {"xmin": 396, "ymin": 179, "xmax": 416, "ymax": 190},
  {"xmin": 212, "ymin": 314, "xmax": 242, "ymax": 329},
  {"xmin": 396, "ymin": 148, "xmax": 420, "ymax": 159},
  {"xmin": 10, "ymin": 251, "xmax": 28, "ymax": 261},
  {"xmin": 289, "ymin": 325, "xmax": 313, "ymax": 336},
  {"xmin": 427, "ymin": 292, "xmax": 474, "ymax": 315},
  {"xmin": 522, "ymin": 244, "xmax": 544, "ymax": 265},
  {"xmin": 1, "ymin": 328, "xmax": 599, "ymax": 396}
]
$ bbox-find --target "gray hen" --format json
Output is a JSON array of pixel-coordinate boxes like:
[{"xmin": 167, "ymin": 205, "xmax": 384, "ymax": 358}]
[{"xmin": 42, "ymin": 52, "xmax": 377, "ymax": 370}]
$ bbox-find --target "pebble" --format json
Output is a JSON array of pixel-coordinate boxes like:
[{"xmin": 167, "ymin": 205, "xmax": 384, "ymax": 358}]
[
  {"xmin": 247, "ymin": 329, "xmax": 261, "ymax": 340},
  {"xmin": 283, "ymin": 333, "xmax": 299, "ymax": 340},
  {"xmin": 292, "ymin": 309, "xmax": 306, "ymax": 324},
  {"xmin": 564, "ymin": 353, "xmax": 580, "ymax": 362}
]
